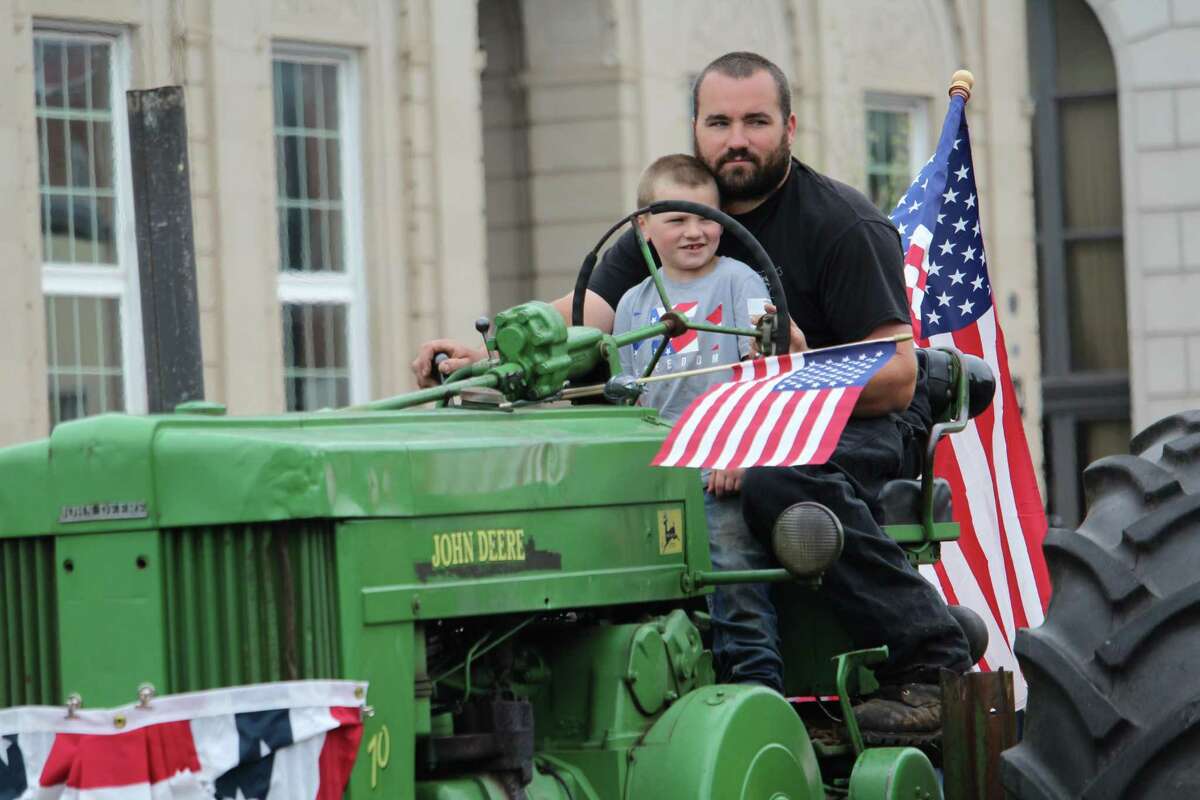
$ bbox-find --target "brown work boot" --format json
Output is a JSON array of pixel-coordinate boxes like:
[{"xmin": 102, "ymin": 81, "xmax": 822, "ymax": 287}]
[{"xmin": 852, "ymin": 683, "xmax": 942, "ymax": 746}]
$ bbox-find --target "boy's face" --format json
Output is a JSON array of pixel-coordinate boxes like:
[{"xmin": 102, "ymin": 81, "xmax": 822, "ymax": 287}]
[{"xmin": 638, "ymin": 179, "xmax": 722, "ymax": 272}]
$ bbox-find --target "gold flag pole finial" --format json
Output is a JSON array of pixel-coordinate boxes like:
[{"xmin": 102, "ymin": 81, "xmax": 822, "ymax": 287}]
[{"xmin": 949, "ymin": 69, "xmax": 974, "ymax": 101}]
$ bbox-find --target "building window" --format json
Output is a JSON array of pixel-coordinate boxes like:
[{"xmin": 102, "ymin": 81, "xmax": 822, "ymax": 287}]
[
  {"xmin": 1028, "ymin": 0, "xmax": 1129, "ymax": 526},
  {"xmin": 864, "ymin": 95, "xmax": 929, "ymax": 212},
  {"xmin": 273, "ymin": 47, "xmax": 367, "ymax": 411},
  {"xmin": 35, "ymin": 27, "xmax": 144, "ymax": 426}
]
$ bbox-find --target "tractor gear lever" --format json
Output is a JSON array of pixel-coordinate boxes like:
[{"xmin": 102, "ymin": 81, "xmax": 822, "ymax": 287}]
[
  {"xmin": 432, "ymin": 353, "xmax": 449, "ymax": 386},
  {"xmin": 475, "ymin": 316, "xmax": 498, "ymax": 365},
  {"xmin": 603, "ymin": 373, "xmax": 644, "ymax": 404}
]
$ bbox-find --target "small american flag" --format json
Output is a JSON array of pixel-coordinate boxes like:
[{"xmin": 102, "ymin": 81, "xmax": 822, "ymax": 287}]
[
  {"xmin": 652, "ymin": 340, "xmax": 896, "ymax": 470},
  {"xmin": 889, "ymin": 89, "xmax": 1050, "ymax": 709}
]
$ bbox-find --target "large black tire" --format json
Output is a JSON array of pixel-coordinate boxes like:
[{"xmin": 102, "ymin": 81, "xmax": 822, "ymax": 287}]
[
  {"xmin": 1003, "ymin": 417, "xmax": 1200, "ymax": 796},
  {"xmin": 1001, "ymin": 411, "xmax": 1200, "ymax": 799}
]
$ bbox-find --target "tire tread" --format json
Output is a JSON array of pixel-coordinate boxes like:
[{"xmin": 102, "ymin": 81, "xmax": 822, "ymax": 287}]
[{"xmin": 1003, "ymin": 412, "xmax": 1200, "ymax": 799}]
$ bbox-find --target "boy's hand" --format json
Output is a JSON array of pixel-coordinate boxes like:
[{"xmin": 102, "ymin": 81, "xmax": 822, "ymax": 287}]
[
  {"xmin": 751, "ymin": 302, "xmax": 807, "ymax": 357},
  {"xmin": 706, "ymin": 468, "xmax": 744, "ymax": 497}
]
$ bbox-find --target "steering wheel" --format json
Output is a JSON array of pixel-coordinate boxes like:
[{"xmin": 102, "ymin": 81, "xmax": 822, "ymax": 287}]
[{"xmin": 570, "ymin": 200, "xmax": 792, "ymax": 358}]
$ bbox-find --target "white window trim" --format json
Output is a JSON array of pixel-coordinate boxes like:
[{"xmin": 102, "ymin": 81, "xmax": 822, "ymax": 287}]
[
  {"xmin": 864, "ymin": 93, "xmax": 930, "ymax": 180},
  {"xmin": 273, "ymin": 43, "xmax": 370, "ymax": 407},
  {"xmin": 36, "ymin": 23, "xmax": 147, "ymax": 416}
]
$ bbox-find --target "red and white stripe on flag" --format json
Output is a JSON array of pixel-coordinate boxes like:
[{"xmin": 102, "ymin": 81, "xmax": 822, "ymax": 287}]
[
  {"xmin": 889, "ymin": 90, "xmax": 1050, "ymax": 710},
  {"xmin": 0, "ymin": 680, "xmax": 367, "ymax": 799},
  {"xmin": 919, "ymin": 312, "xmax": 1051, "ymax": 709},
  {"xmin": 903, "ymin": 224, "xmax": 933, "ymax": 340},
  {"xmin": 652, "ymin": 341, "xmax": 895, "ymax": 470}
]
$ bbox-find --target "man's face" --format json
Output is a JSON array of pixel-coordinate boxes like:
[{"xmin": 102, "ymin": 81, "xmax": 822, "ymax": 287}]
[{"xmin": 693, "ymin": 69, "xmax": 796, "ymax": 204}]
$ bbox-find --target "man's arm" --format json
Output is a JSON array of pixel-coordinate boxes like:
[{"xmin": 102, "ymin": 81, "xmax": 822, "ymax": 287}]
[
  {"xmin": 411, "ymin": 227, "xmax": 643, "ymax": 387},
  {"xmin": 851, "ymin": 320, "xmax": 917, "ymax": 417},
  {"xmin": 549, "ymin": 289, "xmax": 617, "ymax": 334},
  {"xmin": 813, "ymin": 220, "xmax": 916, "ymax": 416}
]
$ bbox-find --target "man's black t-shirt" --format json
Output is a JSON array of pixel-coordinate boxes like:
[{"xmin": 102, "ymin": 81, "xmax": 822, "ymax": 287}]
[
  {"xmin": 590, "ymin": 159, "xmax": 909, "ymax": 349},
  {"xmin": 590, "ymin": 158, "xmax": 931, "ymax": 440}
]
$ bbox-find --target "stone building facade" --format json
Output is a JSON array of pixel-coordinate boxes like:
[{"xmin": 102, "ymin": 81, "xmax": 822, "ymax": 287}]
[
  {"xmin": 1086, "ymin": 0, "xmax": 1200, "ymax": 427},
  {"xmin": 1, "ymin": 0, "xmax": 1048, "ymax": 489}
]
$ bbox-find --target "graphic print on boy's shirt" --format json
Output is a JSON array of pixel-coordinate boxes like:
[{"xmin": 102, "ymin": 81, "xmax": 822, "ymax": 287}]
[{"xmin": 631, "ymin": 302, "xmax": 726, "ymax": 372}]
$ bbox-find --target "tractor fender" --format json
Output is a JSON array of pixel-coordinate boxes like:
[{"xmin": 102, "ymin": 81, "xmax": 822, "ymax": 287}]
[
  {"xmin": 847, "ymin": 746, "xmax": 941, "ymax": 800},
  {"xmin": 624, "ymin": 684, "xmax": 823, "ymax": 800}
]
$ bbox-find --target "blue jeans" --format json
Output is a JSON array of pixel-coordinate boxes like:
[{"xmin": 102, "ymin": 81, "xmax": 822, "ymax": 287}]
[
  {"xmin": 740, "ymin": 416, "xmax": 970, "ymax": 685},
  {"xmin": 702, "ymin": 471, "xmax": 785, "ymax": 692}
]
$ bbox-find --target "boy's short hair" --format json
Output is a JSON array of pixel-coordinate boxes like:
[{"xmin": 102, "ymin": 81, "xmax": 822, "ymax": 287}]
[
  {"xmin": 636, "ymin": 153, "xmax": 717, "ymax": 208},
  {"xmin": 691, "ymin": 51, "xmax": 791, "ymax": 120}
]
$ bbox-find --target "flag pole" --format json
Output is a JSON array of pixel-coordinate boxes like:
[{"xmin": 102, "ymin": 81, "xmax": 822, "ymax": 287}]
[
  {"xmin": 635, "ymin": 331, "xmax": 913, "ymax": 386},
  {"xmin": 949, "ymin": 69, "xmax": 974, "ymax": 101},
  {"xmin": 557, "ymin": 332, "xmax": 914, "ymax": 401}
]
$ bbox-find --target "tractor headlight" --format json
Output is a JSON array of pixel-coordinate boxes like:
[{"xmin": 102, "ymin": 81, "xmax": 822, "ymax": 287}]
[{"xmin": 771, "ymin": 502, "xmax": 844, "ymax": 578}]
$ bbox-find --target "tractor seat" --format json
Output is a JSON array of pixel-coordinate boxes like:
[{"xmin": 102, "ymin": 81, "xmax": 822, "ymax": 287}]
[{"xmin": 879, "ymin": 478, "xmax": 953, "ymax": 525}]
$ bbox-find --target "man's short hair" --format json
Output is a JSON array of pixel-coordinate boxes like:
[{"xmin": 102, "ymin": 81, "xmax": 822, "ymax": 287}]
[
  {"xmin": 636, "ymin": 153, "xmax": 717, "ymax": 208},
  {"xmin": 691, "ymin": 51, "xmax": 791, "ymax": 120}
]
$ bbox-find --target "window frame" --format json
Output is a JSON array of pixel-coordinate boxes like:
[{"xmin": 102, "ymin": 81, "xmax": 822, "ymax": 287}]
[
  {"xmin": 272, "ymin": 43, "xmax": 369, "ymax": 408},
  {"xmin": 35, "ymin": 22, "xmax": 146, "ymax": 419},
  {"xmin": 1027, "ymin": 0, "xmax": 1130, "ymax": 527},
  {"xmin": 863, "ymin": 93, "xmax": 930, "ymax": 211}
]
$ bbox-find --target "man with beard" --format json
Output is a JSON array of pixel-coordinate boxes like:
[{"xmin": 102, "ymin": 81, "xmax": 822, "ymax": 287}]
[{"xmin": 411, "ymin": 51, "xmax": 970, "ymax": 742}]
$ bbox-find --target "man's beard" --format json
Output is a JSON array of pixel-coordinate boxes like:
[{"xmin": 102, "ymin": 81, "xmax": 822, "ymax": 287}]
[{"xmin": 696, "ymin": 133, "xmax": 791, "ymax": 203}]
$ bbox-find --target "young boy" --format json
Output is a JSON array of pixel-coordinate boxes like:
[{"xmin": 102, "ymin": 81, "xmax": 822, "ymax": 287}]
[{"xmin": 612, "ymin": 154, "xmax": 781, "ymax": 690}]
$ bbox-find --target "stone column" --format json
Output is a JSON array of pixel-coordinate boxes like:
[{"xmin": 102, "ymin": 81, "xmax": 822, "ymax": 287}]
[
  {"xmin": 0, "ymin": 7, "xmax": 49, "ymax": 445},
  {"xmin": 1089, "ymin": 0, "xmax": 1200, "ymax": 427}
]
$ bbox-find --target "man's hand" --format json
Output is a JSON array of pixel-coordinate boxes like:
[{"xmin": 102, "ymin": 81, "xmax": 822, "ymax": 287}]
[
  {"xmin": 751, "ymin": 302, "xmax": 807, "ymax": 357},
  {"xmin": 410, "ymin": 339, "xmax": 487, "ymax": 388},
  {"xmin": 706, "ymin": 468, "xmax": 744, "ymax": 497},
  {"xmin": 409, "ymin": 291, "xmax": 616, "ymax": 389}
]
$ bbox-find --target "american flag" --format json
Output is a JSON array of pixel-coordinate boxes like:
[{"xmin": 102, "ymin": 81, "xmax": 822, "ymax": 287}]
[
  {"xmin": 889, "ymin": 91, "xmax": 1050, "ymax": 708},
  {"xmin": 652, "ymin": 340, "xmax": 895, "ymax": 469},
  {"xmin": 0, "ymin": 681, "xmax": 365, "ymax": 799}
]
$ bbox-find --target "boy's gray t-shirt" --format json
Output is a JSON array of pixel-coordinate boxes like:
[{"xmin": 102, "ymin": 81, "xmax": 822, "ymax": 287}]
[{"xmin": 613, "ymin": 256, "xmax": 771, "ymax": 422}]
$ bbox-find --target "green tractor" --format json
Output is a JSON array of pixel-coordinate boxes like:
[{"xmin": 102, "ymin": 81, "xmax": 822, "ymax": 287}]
[{"xmin": 0, "ymin": 204, "xmax": 999, "ymax": 798}]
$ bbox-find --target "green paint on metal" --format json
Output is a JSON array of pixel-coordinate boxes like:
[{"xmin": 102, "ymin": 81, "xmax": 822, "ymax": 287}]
[
  {"xmin": 0, "ymin": 536, "xmax": 59, "ymax": 706},
  {"xmin": 415, "ymin": 770, "xmax": 572, "ymax": 799},
  {"xmin": 847, "ymin": 747, "xmax": 941, "ymax": 800},
  {"xmin": 626, "ymin": 685, "xmax": 825, "ymax": 799},
  {"xmin": 173, "ymin": 400, "xmax": 227, "ymax": 415},
  {"xmin": 358, "ymin": 373, "xmax": 502, "ymax": 412},
  {"xmin": 161, "ymin": 521, "xmax": 340, "ymax": 692},
  {"xmin": 658, "ymin": 608, "xmax": 704, "ymax": 688},
  {"xmin": 883, "ymin": 523, "xmax": 958, "ymax": 544},
  {"xmin": 347, "ymin": 491, "xmax": 710, "ymax": 625},
  {"xmin": 610, "ymin": 322, "xmax": 670, "ymax": 350},
  {"xmin": 835, "ymin": 647, "xmax": 891, "ymax": 756},
  {"xmin": 521, "ymin": 615, "xmax": 714, "ymax": 798},
  {"xmin": 0, "ymin": 441, "xmax": 51, "ymax": 537},
  {"xmin": 491, "ymin": 301, "xmax": 604, "ymax": 400},
  {"xmin": 634, "ymin": 221, "xmax": 672, "ymax": 313},
  {"xmin": 625, "ymin": 625, "xmax": 670, "ymax": 715},
  {"xmin": 0, "ymin": 404, "xmax": 690, "ymax": 538},
  {"xmin": 56, "ymin": 530, "xmax": 167, "ymax": 707},
  {"xmin": 0, "ymin": 316, "xmax": 981, "ymax": 798},
  {"xmin": 688, "ymin": 567, "xmax": 794, "ymax": 587}
]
